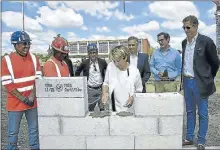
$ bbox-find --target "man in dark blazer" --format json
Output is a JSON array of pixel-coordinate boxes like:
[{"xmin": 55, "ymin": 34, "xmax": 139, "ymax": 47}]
[
  {"xmin": 181, "ymin": 15, "xmax": 219, "ymax": 149},
  {"xmin": 75, "ymin": 43, "xmax": 107, "ymax": 111},
  {"xmin": 128, "ymin": 36, "xmax": 151, "ymax": 93}
]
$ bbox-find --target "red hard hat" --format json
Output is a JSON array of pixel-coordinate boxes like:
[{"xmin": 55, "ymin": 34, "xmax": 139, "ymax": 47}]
[{"xmin": 51, "ymin": 37, "xmax": 69, "ymax": 53}]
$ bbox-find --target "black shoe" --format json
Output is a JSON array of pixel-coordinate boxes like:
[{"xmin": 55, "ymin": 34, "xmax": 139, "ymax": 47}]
[
  {"xmin": 182, "ymin": 139, "xmax": 194, "ymax": 146},
  {"xmin": 197, "ymin": 144, "xmax": 205, "ymax": 150}
]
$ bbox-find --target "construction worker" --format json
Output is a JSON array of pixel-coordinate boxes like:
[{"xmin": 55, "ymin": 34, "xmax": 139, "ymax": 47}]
[
  {"xmin": 1, "ymin": 31, "xmax": 42, "ymax": 149},
  {"xmin": 43, "ymin": 36, "xmax": 70, "ymax": 77}
]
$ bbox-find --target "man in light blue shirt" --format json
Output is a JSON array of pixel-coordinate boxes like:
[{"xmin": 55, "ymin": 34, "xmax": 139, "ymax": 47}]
[{"xmin": 150, "ymin": 32, "xmax": 182, "ymax": 92}]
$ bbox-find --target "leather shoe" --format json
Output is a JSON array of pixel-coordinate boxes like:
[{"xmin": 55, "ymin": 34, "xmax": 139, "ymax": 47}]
[
  {"xmin": 182, "ymin": 139, "xmax": 194, "ymax": 146},
  {"xmin": 197, "ymin": 144, "xmax": 205, "ymax": 150}
]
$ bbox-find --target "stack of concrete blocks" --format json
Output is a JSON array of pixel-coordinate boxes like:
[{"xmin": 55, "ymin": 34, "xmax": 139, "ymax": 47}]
[{"xmin": 36, "ymin": 77, "xmax": 184, "ymax": 149}]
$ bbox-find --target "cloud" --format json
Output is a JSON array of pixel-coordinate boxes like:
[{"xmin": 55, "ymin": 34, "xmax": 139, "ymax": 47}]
[
  {"xmin": 2, "ymin": 11, "xmax": 43, "ymax": 31},
  {"xmin": 81, "ymin": 26, "xmax": 88, "ymax": 31},
  {"xmin": 36, "ymin": 6, "xmax": 83, "ymax": 28},
  {"xmin": 46, "ymin": 1, "xmax": 62, "ymax": 9},
  {"xmin": 26, "ymin": 1, "xmax": 39, "ymax": 9},
  {"xmin": 161, "ymin": 21, "xmax": 182, "ymax": 30},
  {"xmin": 113, "ymin": 9, "xmax": 134, "ymax": 21},
  {"xmin": 96, "ymin": 26, "xmax": 110, "ymax": 32},
  {"xmin": 208, "ymin": 4, "xmax": 216, "ymax": 18},
  {"xmin": 149, "ymin": 1, "xmax": 199, "ymax": 21},
  {"xmin": 170, "ymin": 34, "xmax": 186, "ymax": 50},
  {"xmin": 63, "ymin": 1, "xmax": 134, "ymax": 21},
  {"xmin": 2, "ymin": 32, "xmax": 14, "ymax": 54},
  {"xmin": 122, "ymin": 21, "xmax": 160, "ymax": 34},
  {"xmin": 63, "ymin": 1, "xmax": 118, "ymax": 16},
  {"xmin": 67, "ymin": 32, "xmax": 78, "ymax": 41}
]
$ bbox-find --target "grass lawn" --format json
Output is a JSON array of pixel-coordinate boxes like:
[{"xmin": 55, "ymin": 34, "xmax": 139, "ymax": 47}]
[
  {"xmin": 216, "ymin": 71, "xmax": 220, "ymax": 78},
  {"xmin": 216, "ymin": 82, "xmax": 220, "ymax": 94}
]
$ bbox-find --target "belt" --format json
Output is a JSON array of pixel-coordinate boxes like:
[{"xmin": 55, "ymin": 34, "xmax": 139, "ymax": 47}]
[
  {"xmin": 88, "ymin": 85, "xmax": 102, "ymax": 89},
  {"xmin": 160, "ymin": 79, "xmax": 175, "ymax": 81},
  {"xmin": 183, "ymin": 75, "xmax": 194, "ymax": 79}
]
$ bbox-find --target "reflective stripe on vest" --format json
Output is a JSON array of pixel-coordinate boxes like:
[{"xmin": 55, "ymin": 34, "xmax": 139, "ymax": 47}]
[
  {"xmin": 48, "ymin": 59, "xmax": 70, "ymax": 77},
  {"xmin": 4, "ymin": 53, "xmax": 40, "ymax": 92}
]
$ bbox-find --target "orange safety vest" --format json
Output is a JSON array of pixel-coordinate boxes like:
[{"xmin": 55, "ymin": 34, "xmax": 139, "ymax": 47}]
[
  {"xmin": 1, "ymin": 52, "xmax": 42, "ymax": 111},
  {"xmin": 43, "ymin": 56, "xmax": 70, "ymax": 77}
]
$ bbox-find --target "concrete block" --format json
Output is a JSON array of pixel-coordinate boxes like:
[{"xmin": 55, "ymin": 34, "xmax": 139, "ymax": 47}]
[
  {"xmin": 159, "ymin": 116, "xmax": 183, "ymax": 135},
  {"xmin": 86, "ymin": 136, "xmax": 134, "ymax": 149},
  {"xmin": 39, "ymin": 136, "xmax": 86, "ymax": 149},
  {"xmin": 110, "ymin": 115, "xmax": 157, "ymax": 135},
  {"xmin": 36, "ymin": 77, "xmax": 87, "ymax": 98},
  {"xmin": 135, "ymin": 135, "xmax": 182, "ymax": 149},
  {"xmin": 38, "ymin": 117, "xmax": 60, "ymax": 136},
  {"xmin": 134, "ymin": 93, "xmax": 184, "ymax": 116},
  {"xmin": 62, "ymin": 116, "xmax": 109, "ymax": 135},
  {"xmin": 37, "ymin": 98, "xmax": 88, "ymax": 117}
]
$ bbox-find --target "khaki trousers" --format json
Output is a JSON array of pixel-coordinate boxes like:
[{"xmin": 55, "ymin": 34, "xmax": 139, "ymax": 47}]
[{"xmin": 154, "ymin": 81, "xmax": 177, "ymax": 93}]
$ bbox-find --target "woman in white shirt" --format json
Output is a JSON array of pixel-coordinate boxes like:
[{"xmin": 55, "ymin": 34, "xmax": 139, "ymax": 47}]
[{"xmin": 102, "ymin": 45, "xmax": 143, "ymax": 112}]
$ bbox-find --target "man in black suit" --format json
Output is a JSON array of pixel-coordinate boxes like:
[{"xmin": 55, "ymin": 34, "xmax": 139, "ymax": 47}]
[
  {"xmin": 75, "ymin": 43, "xmax": 107, "ymax": 111},
  {"xmin": 181, "ymin": 15, "xmax": 219, "ymax": 149},
  {"xmin": 128, "ymin": 36, "xmax": 151, "ymax": 93}
]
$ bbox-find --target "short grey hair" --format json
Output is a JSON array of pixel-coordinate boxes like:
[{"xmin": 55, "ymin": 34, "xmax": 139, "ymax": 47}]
[
  {"xmin": 182, "ymin": 15, "xmax": 199, "ymax": 27},
  {"xmin": 109, "ymin": 45, "xmax": 129, "ymax": 62},
  {"xmin": 128, "ymin": 36, "xmax": 138, "ymax": 44}
]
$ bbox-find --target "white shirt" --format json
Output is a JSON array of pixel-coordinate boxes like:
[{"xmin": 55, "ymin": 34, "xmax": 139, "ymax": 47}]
[
  {"xmin": 130, "ymin": 54, "xmax": 138, "ymax": 67},
  {"xmin": 183, "ymin": 33, "xmax": 198, "ymax": 77},
  {"xmin": 103, "ymin": 62, "xmax": 143, "ymax": 112},
  {"xmin": 88, "ymin": 60, "xmax": 103, "ymax": 87}
]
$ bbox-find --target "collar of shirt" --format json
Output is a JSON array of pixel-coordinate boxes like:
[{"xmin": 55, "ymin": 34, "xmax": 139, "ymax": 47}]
[
  {"xmin": 187, "ymin": 32, "xmax": 198, "ymax": 45},
  {"xmin": 159, "ymin": 46, "xmax": 171, "ymax": 53},
  {"xmin": 130, "ymin": 52, "xmax": 138, "ymax": 57},
  {"xmin": 90, "ymin": 59, "xmax": 98, "ymax": 64}
]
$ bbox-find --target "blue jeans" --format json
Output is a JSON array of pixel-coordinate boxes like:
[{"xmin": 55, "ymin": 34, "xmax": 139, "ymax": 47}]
[
  {"xmin": 7, "ymin": 108, "xmax": 39, "ymax": 150},
  {"xmin": 183, "ymin": 78, "xmax": 208, "ymax": 145}
]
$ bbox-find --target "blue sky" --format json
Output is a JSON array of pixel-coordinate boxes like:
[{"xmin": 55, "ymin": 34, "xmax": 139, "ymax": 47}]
[{"xmin": 1, "ymin": 1, "xmax": 217, "ymax": 54}]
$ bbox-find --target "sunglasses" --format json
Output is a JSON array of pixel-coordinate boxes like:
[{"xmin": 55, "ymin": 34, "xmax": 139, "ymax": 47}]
[{"xmin": 182, "ymin": 26, "xmax": 191, "ymax": 30}]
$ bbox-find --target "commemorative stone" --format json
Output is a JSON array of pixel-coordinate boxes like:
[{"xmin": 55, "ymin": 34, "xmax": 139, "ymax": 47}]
[{"xmin": 36, "ymin": 77, "xmax": 88, "ymax": 98}]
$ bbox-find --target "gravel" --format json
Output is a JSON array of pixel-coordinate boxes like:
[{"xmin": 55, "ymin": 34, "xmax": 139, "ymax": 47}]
[{"xmin": 1, "ymin": 86, "xmax": 220, "ymax": 149}]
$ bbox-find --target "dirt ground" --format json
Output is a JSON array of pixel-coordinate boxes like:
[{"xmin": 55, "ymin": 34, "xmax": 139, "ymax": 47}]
[{"xmin": 1, "ymin": 86, "xmax": 220, "ymax": 149}]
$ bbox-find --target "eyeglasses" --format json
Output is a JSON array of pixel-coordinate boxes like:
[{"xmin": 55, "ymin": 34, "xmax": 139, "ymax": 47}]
[
  {"xmin": 93, "ymin": 63, "xmax": 97, "ymax": 71},
  {"xmin": 158, "ymin": 39, "xmax": 165, "ymax": 43},
  {"xmin": 182, "ymin": 26, "xmax": 191, "ymax": 30}
]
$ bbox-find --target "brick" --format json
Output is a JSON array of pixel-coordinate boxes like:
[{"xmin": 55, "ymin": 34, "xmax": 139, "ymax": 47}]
[
  {"xmin": 39, "ymin": 136, "xmax": 86, "ymax": 149},
  {"xmin": 109, "ymin": 115, "xmax": 157, "ymax": 135},
  {"xmin": 62, "ymin": 116, "xmax": 109, "ymax": 135},
  {"xmin": 134, "ymin": 93, "xmax": 184, "ymax": 116},
  {"xmin": 86, "ymin": 136, "xmax": 134, "ymax": 149},
  {"xmin": 36, "ymin": 77, "xmax": 87, "ymax": 98},
  {"xmin": 38, "ymin": 117, "xmax": 60, "ymax": 136},
  {"xmin": 135, "ymin": 135, "xmax": 182, "ymax": 149},
  {"xmin": 37, "ymin": 98, "xmax": 88, "ymax": 117},
  {"xmin": 159, "ymin": 116, "xmax": 183, "ymax": 135}
]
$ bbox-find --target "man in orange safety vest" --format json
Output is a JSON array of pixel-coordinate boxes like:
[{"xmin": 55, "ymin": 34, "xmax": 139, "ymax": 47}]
[
  {"xmin": 43, "ymin": 36, "xmax": 70, "ymax": 77},
  {"xmin": 1, "ymin": 31, "xmax": 42, "ymax": 149}
]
